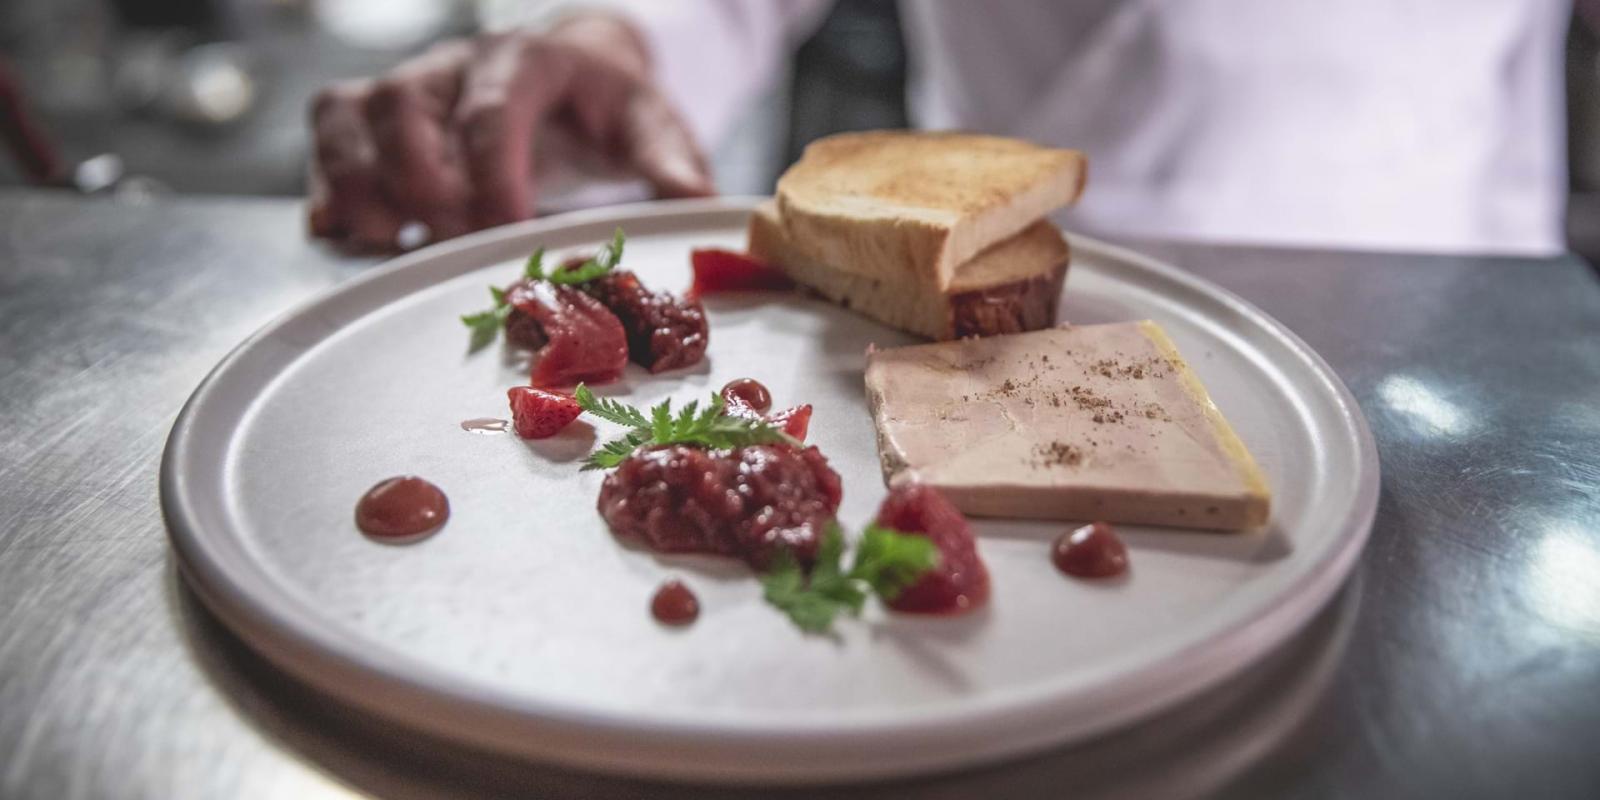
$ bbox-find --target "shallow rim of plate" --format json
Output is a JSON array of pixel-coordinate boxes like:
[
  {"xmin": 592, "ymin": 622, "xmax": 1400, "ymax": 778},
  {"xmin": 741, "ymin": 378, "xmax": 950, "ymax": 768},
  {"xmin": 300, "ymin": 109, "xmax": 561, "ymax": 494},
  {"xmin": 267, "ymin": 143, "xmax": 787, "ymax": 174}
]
[{"xmin": 162, "ymin": 197, "xmax": 1379, "ymax": 783}]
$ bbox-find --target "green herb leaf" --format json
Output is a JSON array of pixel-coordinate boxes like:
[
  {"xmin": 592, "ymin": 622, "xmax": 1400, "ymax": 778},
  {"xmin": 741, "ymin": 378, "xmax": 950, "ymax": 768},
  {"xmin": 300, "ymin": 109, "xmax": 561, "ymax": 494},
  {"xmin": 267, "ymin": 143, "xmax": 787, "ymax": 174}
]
[
  {"xmin": 574, "ymin": 384, "xmax": 649, "ymax": 428},
  {"xmin": 461, "ymin": 286, "xmax": 512, "ymax": 352},
  {"xmin": 650, "ymin": 399, "xmax": 675, "ymax": 442},
  {"xmin": 760, "ymin": 523, "xmax": 940, "ymax": 634},
  {"xmin": 762, "ymin": 551, "xmax": 842, "ymax": 633},
  {"xmin": 524, "ymin": 246, "xmax": 546, "ymax": 281},
  {"xmin": 547, "ymin": 227, "xmax": 626, "ymax": 286},
  {"xmin": 581, "ymin": 427, "xmax": 653, "ymax": 471},
  {"xmin": 761, "ymin": 527, "xmax": 866, "ymax": 634},
  {"xmin": 577, "ymin": 390, "xmax": 797, "ymax": 472},
  {"xmin": 850, "ymin": 524, "xmax": 941, "ymax": 601}
]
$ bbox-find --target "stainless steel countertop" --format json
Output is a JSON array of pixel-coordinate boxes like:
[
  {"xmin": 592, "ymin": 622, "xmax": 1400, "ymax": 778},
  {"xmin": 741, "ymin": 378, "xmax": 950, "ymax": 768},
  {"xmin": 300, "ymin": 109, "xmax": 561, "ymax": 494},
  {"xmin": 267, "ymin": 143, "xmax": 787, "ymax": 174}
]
[{"xmin": 2, "ymin": 189, "xmax": 1597, "ymax": 799}]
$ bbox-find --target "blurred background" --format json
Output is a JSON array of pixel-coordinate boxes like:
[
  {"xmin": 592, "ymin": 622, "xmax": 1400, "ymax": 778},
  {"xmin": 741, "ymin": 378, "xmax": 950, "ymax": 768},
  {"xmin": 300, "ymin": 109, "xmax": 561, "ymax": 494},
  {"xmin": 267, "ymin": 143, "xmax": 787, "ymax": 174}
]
[{"xmin": 1, "ymin": 0, "xmax": 1598, "ymax": 258}]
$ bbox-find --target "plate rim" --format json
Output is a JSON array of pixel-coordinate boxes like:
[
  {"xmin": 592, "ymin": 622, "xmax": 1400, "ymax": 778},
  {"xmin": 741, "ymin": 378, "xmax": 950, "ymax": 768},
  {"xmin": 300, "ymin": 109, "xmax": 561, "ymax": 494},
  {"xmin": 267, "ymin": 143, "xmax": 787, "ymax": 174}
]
[{"xmin": 161, "ymin": 196, "xmax": 1379, "ymax": 783}]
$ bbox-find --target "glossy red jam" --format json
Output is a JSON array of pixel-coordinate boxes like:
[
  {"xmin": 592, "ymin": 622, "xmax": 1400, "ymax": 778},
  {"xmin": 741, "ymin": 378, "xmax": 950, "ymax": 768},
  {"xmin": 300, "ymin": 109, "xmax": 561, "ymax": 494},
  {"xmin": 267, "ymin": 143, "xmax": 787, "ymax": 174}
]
[
  {"xmin": 874, "ymin": 483, "xmax": 989, "ymax": 614},
  {"xmin": 687, "ymin": 248, "xmax": 794, "ymax": 299},
  {"xmin": 583, "ymin": 271, "xmax": 708, "ymax": 373},
  {"xmin": 597, "ymin": 444, "xmax": 842, "ymax": 568},
  {"xmin": 650, "ymin": 580, "xmax": 700, "ymax": 626},
  {"xmin": 355, "ymin": 476, "xmax": 449, "ymax": 540},
  {"xmin": 720, "ymin": 378, "xmax": 772, "ymax": 412},
  {"xmin": 1052, "ymin": 522, "xmax": 1129, "ymax": 578}
]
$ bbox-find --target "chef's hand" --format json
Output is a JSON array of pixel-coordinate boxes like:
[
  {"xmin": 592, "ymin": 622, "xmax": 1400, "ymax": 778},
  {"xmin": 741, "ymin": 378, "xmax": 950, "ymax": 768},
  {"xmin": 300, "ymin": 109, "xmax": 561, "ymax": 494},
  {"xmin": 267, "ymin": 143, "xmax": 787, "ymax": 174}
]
[{"xmin": 307, "ymin": 14, "xmax": 714, "ymax": 251}]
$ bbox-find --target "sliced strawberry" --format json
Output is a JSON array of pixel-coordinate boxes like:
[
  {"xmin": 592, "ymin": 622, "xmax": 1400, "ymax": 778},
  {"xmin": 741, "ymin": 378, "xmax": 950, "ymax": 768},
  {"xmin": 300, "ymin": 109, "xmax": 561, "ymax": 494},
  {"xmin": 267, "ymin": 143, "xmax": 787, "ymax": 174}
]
[
  {"xmin": 507, "ymin": 386, "xmax": 582, "ymax": 439},
  {"xmin": 767, "ymin": 404, "xmax": 812, "ymax": 442},
  {"xmin": 687, "ymin": 248, "xmax": 794, "ymax": 300},
  {"xmin": 873, "ymin": 483, "xmax": 990, "ymax": 615},
  {"xmin": 505, "ymin": 280, "xmax": 628, "ymax": 387}
]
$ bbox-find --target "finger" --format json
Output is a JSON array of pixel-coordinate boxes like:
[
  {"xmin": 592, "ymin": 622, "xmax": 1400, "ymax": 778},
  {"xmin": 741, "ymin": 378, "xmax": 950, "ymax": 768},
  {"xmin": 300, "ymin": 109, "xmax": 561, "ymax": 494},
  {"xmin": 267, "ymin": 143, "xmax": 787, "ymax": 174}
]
[
  {"xmin": 310, "ymin": 80, "xmax": 403, "ymax": 245},
  {"xmin": 363, "ymin": 42, "xmax": 472, "ymax": 231},
  {"xmin": 455, "ymin": 34, "xmax": 575, "ymax": 229},
  {"xmin": 617, "ymin": 86, "xmax": 715, "ymax": 199}
]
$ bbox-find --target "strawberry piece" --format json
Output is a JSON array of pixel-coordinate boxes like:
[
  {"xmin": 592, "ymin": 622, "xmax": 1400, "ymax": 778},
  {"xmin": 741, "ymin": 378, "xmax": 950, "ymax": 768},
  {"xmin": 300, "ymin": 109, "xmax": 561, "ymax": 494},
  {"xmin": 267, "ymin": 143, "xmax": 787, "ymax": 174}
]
[
  {"xmin": 507, "ymin": 386, "xmax": 582, "ymax": 439},
  {"xmin": 873, "ymin": 483, "xmax": 990, "ymax": 615},
  {"xmin": 767, "ymin": 404, "xmax": 812, "ymax": 442},
  {"xmin": 505, "ymin": 280, "xmax": 628, "ymax": 387},
  {"xmin": 687, "ymin": 248, "xmax": 794, "ymax": 300}
]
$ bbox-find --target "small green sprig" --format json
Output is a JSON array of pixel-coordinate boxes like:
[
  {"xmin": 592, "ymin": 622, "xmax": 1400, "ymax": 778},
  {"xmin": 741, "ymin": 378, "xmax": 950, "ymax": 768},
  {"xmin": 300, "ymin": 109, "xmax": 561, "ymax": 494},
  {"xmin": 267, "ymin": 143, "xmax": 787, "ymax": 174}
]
[
  {"xmin": 460, "ymin": 228, "xmax": 626, "ymax": 351},
  {"xmin": 574, "ymin": 384, "xmax": 798, "ymax": 471},
  {"xmin": 460, "ymin": 286, "xmax": 511, "ymax": 353},
  {"xmin": 762, "ymin": 524, "xmax": 941, "ymax": 634},
  {"xmin": 545, "ymin": 227, "xmax": 625, "ymax": 286},
  {"xmin": 521, "ymin": 246, "xmax": 547, "ymax": 281}
]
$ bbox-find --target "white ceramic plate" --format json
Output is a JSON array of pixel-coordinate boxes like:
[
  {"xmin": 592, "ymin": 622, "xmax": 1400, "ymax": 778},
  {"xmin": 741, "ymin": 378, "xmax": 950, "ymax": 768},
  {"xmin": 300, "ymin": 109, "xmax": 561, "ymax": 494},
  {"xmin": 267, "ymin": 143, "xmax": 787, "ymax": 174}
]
[{"xmin": 162, "ymin": 198, "xmax": 1378, "ymax": 783}]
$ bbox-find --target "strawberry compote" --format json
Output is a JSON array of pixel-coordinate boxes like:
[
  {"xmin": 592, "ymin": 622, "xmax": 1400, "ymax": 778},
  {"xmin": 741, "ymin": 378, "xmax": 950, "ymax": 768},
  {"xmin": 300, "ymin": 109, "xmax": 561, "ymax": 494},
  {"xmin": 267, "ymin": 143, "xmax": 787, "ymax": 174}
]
[
  {"xmin": 597, "ymin": 444, "xmax": 842, "ymax": 569},
  {"xmin": 582, "ymin": 271, "xmax": 708, "ymax": 373}
]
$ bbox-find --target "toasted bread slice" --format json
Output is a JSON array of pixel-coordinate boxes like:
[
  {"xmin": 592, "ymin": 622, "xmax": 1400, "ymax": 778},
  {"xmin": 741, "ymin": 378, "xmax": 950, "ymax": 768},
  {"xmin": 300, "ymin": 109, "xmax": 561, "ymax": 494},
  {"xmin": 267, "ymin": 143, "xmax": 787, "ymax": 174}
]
[
  {"xmin": 775, "ymin": 131, "xmax": 1086, "ymax": 291},
  {"xmin": 748, "ymin": 201, "xmax": 1068, "ymax": 340}
]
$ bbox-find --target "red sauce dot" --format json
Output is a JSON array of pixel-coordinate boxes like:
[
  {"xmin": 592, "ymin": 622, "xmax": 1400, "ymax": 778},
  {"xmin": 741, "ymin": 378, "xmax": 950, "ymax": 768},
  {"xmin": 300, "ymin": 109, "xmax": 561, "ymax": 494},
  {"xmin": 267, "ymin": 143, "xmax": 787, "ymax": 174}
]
[
  {"xmin": 355, "ymin": 476, "xmax": 449, "ymax": 541},
  {"xmin": 720, "ymin": 378, "xmax": 772, "ymax": 413},
  {"xmin": 651, "ymin": 580, "xmax": 700, "ymax": 626},
  {"xmin": 1052, "ymin": 522, "xmax": 1128, "ymax": 578}
]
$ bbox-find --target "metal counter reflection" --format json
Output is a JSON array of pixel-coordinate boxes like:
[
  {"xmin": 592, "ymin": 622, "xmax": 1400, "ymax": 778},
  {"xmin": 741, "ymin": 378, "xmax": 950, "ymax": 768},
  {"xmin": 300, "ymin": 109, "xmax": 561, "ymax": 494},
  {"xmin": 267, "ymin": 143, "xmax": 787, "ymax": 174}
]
[
  {"xmin": 1376, "ymin": 374, "xmax": 1475, "ymax": 438},
  {"xmin": 1528, "ymin": 520, "xmax": 1600, "ymax": 637}
]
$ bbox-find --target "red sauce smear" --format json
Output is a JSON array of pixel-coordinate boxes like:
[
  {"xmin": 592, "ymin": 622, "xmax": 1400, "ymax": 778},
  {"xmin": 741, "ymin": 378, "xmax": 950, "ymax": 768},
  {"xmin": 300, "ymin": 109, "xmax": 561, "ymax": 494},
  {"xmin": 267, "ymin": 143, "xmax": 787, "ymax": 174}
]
[
  {"xmin": 720, "ymin": 378, "xmax": 772, "ymax": 412},
  {"xmin": 355, "ymin": 476, "xmax": 449, "ymax": 541},
  {"xmin": 459, "ymin": 417, "xmax": 509, "ymax": 434},
  {"xmin": 650, "ymin": 580, "xmax": 700, "ymax": 626},
  {"xmin": 1053, "ymin": 522, "xmax": 1129, "ymax": 578},
  {"xmin": 688, "ymin": 249, "xmax": 794, "ymax": 300}
]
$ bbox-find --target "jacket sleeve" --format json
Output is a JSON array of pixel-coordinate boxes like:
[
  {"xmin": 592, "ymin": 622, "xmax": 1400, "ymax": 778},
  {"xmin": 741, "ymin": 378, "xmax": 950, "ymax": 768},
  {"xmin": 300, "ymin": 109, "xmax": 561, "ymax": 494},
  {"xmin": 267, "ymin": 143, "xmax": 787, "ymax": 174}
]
[{"xmin": 484, "ymin": 0, "xmax": 835, "ymax": 150}]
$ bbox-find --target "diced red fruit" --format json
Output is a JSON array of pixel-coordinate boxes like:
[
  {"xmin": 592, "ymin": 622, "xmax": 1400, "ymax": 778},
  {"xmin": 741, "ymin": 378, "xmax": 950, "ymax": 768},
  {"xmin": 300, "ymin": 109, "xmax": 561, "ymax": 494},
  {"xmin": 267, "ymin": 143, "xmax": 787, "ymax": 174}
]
[
  {"xmin": 582, "ymin": 271, "xmax": 708, "ymax": 373},
  {"xmin": 688, "ymin": 248, "xmax": 794, "ymax": 300},
  {"xmin": 505, "ymin": 280, "xmax": 628, "ymax": 387},
  {"xmin": 597, "ymin": 444, "xmax": 843, "ymax": 569},
  {"xmin": 720, "ymin": 378, "xmax": 772, "ymax": 413},
  {"xmin": 768, "ymin": 404, "xmax": 812, "ymax": 442},
  {"xmin": 507, "ymin": 386, "xmax": 582, "ymax": 439},
  {"xmin": 873, "ymin": 483, "xmax": 990, "ymax": 615}
]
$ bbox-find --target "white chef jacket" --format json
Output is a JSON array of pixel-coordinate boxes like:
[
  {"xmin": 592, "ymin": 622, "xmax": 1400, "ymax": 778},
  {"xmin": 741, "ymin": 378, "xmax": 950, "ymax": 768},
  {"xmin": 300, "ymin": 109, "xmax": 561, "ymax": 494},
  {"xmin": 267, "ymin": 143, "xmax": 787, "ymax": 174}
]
[{"xmin": 495, "ymin": 0, "xmax": 1570, "ymax": 255}]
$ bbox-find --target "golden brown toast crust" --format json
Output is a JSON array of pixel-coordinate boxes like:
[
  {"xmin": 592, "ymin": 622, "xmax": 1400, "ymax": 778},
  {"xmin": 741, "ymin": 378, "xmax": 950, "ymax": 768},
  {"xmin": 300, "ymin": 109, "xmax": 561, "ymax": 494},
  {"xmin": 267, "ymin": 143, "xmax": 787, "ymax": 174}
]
[
  {"xmin": 746, "ymin": 202, "xmax": 1068, "ymax": 340},
  {"xmin": 778, "ymin": 131, "xmax": 1085, "ymax": 216},
  {"xmin": 775, "ymin": 131, "xmax": 1086, "ymax": 291}
]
